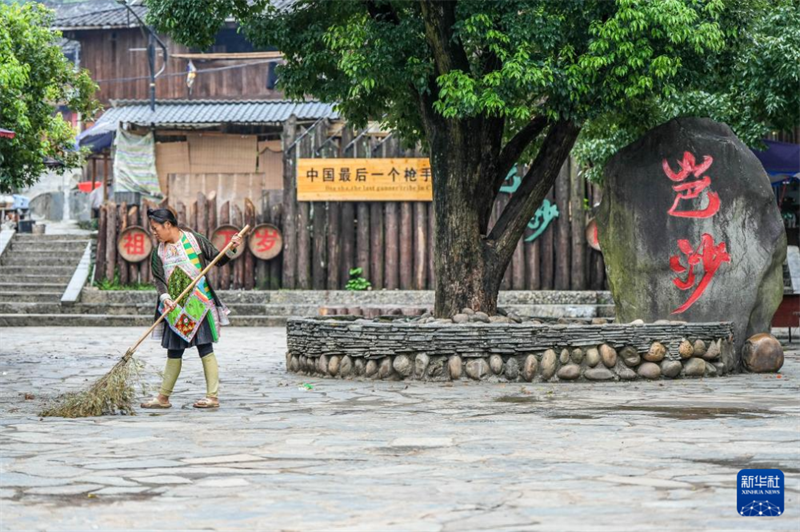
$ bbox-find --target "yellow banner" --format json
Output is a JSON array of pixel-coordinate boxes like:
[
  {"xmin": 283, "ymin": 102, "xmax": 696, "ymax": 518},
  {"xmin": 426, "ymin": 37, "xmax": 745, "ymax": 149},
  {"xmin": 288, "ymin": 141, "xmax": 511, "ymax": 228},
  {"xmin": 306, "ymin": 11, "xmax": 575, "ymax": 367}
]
[{"xmin": 297, "ymin": 158, "xmax": 432, "ymax": 201}]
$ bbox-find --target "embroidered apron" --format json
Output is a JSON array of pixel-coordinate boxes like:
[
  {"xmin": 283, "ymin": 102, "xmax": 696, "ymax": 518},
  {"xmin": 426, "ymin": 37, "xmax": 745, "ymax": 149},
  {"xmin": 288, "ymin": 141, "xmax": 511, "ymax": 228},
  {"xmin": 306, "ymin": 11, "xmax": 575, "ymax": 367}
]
[{"xmin": 155, "ymin": 232, "xmax": 229, "ymax": 343}]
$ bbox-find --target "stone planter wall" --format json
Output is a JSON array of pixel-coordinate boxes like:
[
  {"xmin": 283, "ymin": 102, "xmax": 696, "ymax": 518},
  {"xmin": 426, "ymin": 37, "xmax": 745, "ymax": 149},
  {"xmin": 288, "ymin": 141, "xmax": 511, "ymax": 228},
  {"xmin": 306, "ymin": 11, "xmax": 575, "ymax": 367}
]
[{"xmin": 286, "ymin": 318, "xmax": 736, "ymax": 382}]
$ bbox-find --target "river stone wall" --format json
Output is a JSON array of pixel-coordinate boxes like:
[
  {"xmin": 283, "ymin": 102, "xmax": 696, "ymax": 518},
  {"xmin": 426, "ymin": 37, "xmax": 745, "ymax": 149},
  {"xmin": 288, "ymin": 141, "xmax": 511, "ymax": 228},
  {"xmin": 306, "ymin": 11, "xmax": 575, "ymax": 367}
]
[{"xmin": 286, "ymin": 318, "xmax": 735, "ymax": 382}]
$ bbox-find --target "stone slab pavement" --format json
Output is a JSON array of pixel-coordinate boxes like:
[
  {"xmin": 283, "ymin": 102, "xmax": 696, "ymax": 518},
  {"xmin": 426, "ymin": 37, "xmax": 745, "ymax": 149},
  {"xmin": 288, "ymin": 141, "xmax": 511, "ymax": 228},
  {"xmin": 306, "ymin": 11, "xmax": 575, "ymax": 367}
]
[{"xmin": 0, "ymin": 327, "xmax": 798, "ymax": 531}]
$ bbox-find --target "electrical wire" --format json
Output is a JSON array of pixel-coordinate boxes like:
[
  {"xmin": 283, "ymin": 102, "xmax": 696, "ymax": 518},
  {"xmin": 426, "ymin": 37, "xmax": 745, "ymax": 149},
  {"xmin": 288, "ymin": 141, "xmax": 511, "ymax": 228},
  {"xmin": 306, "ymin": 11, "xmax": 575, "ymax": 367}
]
[{"xmin": 94, "ymin": 59, "xmax": 277, "ymax": 84}]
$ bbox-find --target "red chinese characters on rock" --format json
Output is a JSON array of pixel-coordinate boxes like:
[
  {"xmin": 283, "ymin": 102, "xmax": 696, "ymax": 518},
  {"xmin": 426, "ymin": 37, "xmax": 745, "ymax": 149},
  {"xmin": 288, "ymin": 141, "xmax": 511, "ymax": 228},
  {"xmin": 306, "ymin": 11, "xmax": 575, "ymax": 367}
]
[
  {"xmin": 662, "ymin": 151, "xmax": 720, "ymax": 218},
  {"xmin": 663, "ymin": 151, "xmax": 731, "ymax": 313},
  {"xmin": 669, "ymin": 233, "xmax": 731, "ymax": 314}
]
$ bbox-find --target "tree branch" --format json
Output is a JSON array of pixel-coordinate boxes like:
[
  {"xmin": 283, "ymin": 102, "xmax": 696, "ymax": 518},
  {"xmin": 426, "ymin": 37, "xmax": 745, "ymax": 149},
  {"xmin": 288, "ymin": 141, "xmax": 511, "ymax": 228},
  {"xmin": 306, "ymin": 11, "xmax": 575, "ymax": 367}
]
[
  {"xmin": 492, "ymin": 115, "xmax": 548, "ymax": 195},
  {"xmin": 418, "ymin": 0, "xmax": 471, "ymax": 75},
  {"xmin": 488, "ymin": 120, "xmax": 581, "ymax": 261}
]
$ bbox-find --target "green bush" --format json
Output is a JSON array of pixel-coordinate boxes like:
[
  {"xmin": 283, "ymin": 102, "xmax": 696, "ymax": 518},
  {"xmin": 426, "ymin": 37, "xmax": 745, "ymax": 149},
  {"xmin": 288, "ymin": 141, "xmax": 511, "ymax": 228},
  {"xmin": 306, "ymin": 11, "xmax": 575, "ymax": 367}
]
[
  {"xmin": 345, "ymin": 268, "xmax": 371, "ymax": 291},
  {"xmin": 95, "ymin": 269, "xmax": 155, "ymax": 291}
]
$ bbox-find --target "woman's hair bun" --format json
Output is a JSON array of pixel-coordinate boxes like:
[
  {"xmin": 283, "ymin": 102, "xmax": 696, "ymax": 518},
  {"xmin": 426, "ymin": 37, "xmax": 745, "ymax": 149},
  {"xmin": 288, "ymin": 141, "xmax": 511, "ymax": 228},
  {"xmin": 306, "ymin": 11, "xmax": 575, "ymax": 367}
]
[{"xmin": 147, "ymin": 207, "xmax": 178, "ymax": 226}]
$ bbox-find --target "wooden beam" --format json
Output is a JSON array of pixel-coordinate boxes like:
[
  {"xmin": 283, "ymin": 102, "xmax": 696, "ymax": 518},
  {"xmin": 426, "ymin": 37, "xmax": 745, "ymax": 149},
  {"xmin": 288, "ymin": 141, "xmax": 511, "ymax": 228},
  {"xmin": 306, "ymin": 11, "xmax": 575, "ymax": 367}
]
[{"xmin": 170, "ymin": 51, "xmax": 284, "ymax": 61}]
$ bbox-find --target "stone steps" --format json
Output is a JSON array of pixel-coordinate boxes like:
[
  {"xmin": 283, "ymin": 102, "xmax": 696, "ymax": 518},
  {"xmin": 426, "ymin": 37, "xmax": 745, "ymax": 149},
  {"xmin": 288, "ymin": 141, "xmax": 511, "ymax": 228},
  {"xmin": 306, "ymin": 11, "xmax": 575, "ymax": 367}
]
[
  {"xmin": 0, "ymin": 265, "xmax": 76, "ymax": 275},
  {"xmin": 8, "ymin": 245, "xmax": 89, "ymax": 254},
  {"xmin": 0, "ymin": 273, "xmax": 74, "ymax": 284},
  {"xmin": 9, "ymin": 241, "xmax": 90, "ymax": 252},
  {"xmin": 0, "ymin": 282, "xmax": 67, "ymax": 293},
  {"xmin": 78, "ymin": 288, "xmax": 613, "ymax": 306},
  {"xmin": 0, "ymin": 301, "xmax": 321, "ymax": 316},
  {"xmin": 12, "ymin": 234, "xmax": 91, "ymax": 242},
  {"xmin": 1, "ymin": 253, "xmax": 81, "ymax": 266},
  {"xmin": 0, "ymin": 291, "xmax": 65, "ymax": 303},
  {"xmin": 0, "ymin": 313, "xmax": 286, "ymax": 327}
]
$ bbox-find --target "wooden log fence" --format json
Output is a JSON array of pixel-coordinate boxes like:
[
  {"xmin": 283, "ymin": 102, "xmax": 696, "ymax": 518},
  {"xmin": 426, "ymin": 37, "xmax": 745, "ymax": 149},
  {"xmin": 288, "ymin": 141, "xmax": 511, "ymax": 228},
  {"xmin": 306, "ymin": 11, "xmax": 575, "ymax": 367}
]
[
  {"xmin": 94, "ymin": 189, "xmax": 285, "ymax": 290},
  {"xmin": 94, "ymin": 123, "xmax": 606, "ymax": 292}
]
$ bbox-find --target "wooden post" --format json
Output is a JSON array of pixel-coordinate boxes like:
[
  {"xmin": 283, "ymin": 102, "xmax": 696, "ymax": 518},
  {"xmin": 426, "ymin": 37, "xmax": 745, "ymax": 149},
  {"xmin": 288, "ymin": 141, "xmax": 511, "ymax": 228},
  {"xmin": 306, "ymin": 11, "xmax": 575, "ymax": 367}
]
[
  {"xmin": 590, "ymin": 183, "xmax": 606, "ymax": 290},
  {"xmin": 399, "ymin": 202, "xmax": 413, "ymax": 289},
  {"xmin": 190, "ymin": 200, "xmax": 197, "ymax": 232},
  {"xmin": 296, "ymin": 131, "xmax": 312, "ymax": 290},
  {"xmin": 282, "ymin": 115, "xmax": 298, "ymax": 289},
  {"xmin": 177, "ymin": 202, "xmax": 187, "ymax": 226},
  {"xmin": 206, "ymin": 191, "xmax": 218, "ymax": 288},
  {"xmin": 499, "ymin": 196, "xmax": 512, "ymax": 291},
  {"xmin": 356, "ymin": 203, "xmax": 370, "ymax": 281},
  {"xmin": 312, "ymin": 202, "xmax": 327, "ymax": 290},
  {"xmin": 103, "ymin": 155, "xmax": 110, "ymax": 202},
  {"xmin": 540, "ymin": 190, "xmax": 554, "ymax": 289},
  {"xmin": 427, "ymin": 201, "xmax": 435, "ymax": 289},
  {"xmin": 340, "ymin": 203, "xmax": 356, "ymax": 285},
  {"xmin": 312, "ymin": 120, "xmax": 328, "ymax": 290},
  {"xmin": 94, "ymin": 204, "xmax": 107, "ymax": 283},
  {"xmin": 244, "ymin": 198, "xmax": 256, "ymax": 290},
  {"xmin": 526, "ymin": 238, "xmax": 540, "ymax": 290},
  {"xmin": 554, "ymin": 161, "xmax": 570, "ymax": 290},
  {"xmin": 197, "ymin": 192, "xmax": 208, "ymax": 237},
  {"xmin": 91, "ymin": 157, "xmax": 97, "ymax": 191},
  {"xmin": 570, "ymin": 157, "xmax": 586, "ymax": 290},
  {"xmin": 511, "ymin": 236, "xmax": 525, "ymax": 290},
  {"xmin": 219, "ymin": 201, "xmax": 231, "ymax": 290},
  {"xmin": 105, "ymin": 202, "xmax": 117, "ymax": 282},
  {"xmin": 268, "ymin": 191, "xmax": 284, "ymax": 289},
  {"xmin": 139, "ymin": 201, "xmax": 151, "ymax": 284},
  {"xmin": 255, "ymin": 195, "xmax": 268, "ymax": 289},
  {"xmin": 231, "ymin": 204, "xmax": 244, "ymax": 289},
  {"xmin": 384, "ymin": 202, "xmax": 399, "ymax": 290},
  {"xmin": 327, "ymin": 200, "xmax": 341, "ymax": 289},
  {"xmin": 369, "ymin": 202, "xmax": 384, "ymax": 289},
  {"xmin": 339, "ymin": 128, "xmax": 356, "ymax": 285},
  {"xmin": 297, "ymin": 198, "xmax": 312, "ymax": 289},
  {"xmin": 354, "ymin": 131, "xmax": 370, "ymax": 282},
  {"xmin": 207, "ymin": 192, "xmax": 218, "ymax": 237},
  {"xmin": 117, "ymin": 202, "xmax": 129, "ymax": 286},
  {"xmin": 413, "ymin": 202, "xmax": 426, "ymax": 290},
  {"xmin": 127, "ymin": 205, "xmax": 139, "ymax": 284}
]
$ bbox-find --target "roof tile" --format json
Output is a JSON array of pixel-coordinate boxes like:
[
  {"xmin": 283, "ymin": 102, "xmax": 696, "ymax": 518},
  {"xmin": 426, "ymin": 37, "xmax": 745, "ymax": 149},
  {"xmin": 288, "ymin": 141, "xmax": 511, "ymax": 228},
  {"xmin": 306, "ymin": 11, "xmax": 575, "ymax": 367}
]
[{"xmin": 95, "ymin": 99, "xmax": 339, "ymax": 127}]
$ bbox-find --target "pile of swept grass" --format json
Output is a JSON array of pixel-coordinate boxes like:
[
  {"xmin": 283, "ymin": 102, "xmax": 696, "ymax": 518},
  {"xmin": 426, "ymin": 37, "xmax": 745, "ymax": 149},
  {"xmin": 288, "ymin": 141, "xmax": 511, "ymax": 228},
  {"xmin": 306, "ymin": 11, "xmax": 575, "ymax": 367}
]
[{"xmin": 40, "ymin": 354, "xmax": 144, "ymax": 418}]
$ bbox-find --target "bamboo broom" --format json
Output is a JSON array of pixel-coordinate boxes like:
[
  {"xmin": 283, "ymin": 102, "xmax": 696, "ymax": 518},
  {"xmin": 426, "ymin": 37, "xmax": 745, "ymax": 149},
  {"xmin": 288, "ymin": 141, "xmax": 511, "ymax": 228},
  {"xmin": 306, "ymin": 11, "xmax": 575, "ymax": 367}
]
[{"xmin": 41, "ymin": 225, "xmax": 251, "ymax": 418}]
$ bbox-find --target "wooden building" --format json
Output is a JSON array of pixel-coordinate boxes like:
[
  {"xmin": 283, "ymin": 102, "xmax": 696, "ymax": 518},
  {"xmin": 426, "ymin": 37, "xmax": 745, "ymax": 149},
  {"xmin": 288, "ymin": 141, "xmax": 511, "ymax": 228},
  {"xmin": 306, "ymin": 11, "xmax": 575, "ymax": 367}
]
[
  {"xmin": 54, "ymin": 2, "xmax": 282, "ymax": 106},
  {"xmin": 85, "ymin": 98, "xmax": 338, "ymax": 208}
]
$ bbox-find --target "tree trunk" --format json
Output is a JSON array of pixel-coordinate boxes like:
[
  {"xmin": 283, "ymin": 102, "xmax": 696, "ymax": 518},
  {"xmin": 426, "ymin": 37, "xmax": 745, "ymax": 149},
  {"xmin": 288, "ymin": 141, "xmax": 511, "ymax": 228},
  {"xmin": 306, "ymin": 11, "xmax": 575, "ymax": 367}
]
[
  {"xmin": 431, "ymin": 131, "xmax": 498, "ymax": 317},
  {"xmin": 431, "ymin": 121, "xmax": 580, "ymax": 317}
]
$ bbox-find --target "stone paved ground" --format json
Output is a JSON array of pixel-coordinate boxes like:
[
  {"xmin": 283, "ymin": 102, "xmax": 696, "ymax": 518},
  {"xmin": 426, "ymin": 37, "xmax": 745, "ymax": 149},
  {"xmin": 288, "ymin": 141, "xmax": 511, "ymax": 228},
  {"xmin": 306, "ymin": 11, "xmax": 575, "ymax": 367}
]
[{"xmin": 0, "ymin": 327, "xmax": 798, "ymax": 531}]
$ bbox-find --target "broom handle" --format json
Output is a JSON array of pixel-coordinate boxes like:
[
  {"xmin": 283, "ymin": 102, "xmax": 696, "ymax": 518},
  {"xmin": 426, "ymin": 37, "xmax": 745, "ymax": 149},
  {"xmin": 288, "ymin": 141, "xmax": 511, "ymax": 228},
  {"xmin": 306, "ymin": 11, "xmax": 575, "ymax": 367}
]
[{"xmin": 124, "ymin": 225, "xmax": 251, "ymax": 359}]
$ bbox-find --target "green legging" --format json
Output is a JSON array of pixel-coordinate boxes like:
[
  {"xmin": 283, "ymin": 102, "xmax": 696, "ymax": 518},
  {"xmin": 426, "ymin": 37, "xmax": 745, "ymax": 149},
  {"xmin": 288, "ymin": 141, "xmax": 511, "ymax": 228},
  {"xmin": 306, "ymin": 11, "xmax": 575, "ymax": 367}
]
[{"xmin": 160, "ymin": 352, "xmax": 219, "ymax": 398}]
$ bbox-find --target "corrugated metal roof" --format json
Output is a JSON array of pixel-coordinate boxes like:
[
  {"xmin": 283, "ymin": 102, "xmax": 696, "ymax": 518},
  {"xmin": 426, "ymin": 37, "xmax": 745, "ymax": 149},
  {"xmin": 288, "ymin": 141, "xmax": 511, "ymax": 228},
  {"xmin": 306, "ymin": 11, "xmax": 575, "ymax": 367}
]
[
  {"xmin": 95, "ymin": 99, "xmax": 339, "ymax": 127},
  {"xmin": 52, "ymin": 0, "xmax": 296, "ymax": 30},
  {"xmin": 54, "ymin": 5, "xmax": 147, "ymax": 30}
]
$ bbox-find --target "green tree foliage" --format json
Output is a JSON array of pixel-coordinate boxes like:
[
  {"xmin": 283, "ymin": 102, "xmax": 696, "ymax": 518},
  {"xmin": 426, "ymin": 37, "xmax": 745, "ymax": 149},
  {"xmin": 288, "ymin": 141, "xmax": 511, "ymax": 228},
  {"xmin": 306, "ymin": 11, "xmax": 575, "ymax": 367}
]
[
  {"xmin": 573, "ymin": 0, "xmax": 800, "ymax": 181},
  {"xmin": 0, "ymin": 3, "xmax": 98, "ymax": 192},
  {"xmin": 146, "ymin": 0, "xmax": 798, "ymax": 314}
]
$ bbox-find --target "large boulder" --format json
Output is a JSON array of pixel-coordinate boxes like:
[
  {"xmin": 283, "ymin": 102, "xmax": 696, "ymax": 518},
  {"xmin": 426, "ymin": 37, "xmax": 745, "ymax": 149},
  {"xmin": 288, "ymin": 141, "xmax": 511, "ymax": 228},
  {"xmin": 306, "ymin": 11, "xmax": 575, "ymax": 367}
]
[{"xmin": 598, "ymin": 117, "xmax": 786, "ymax": 364}]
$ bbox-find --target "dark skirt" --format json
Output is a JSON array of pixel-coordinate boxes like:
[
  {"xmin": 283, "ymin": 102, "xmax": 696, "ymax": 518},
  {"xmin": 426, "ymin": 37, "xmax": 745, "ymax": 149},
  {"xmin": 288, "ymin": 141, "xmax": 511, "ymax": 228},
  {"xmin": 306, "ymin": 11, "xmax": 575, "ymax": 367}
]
[{"xmin": 160, "ymin": 317, "xmax": 215, "ymax": 351}]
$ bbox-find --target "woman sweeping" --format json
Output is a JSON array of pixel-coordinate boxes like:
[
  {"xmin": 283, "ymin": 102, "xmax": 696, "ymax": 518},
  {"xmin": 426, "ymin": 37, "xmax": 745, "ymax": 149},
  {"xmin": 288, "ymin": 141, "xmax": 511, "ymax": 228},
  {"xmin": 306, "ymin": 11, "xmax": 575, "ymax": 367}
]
[{"xmin": 141, "ymin": 208, "xmax": 242, "ymax": 410}]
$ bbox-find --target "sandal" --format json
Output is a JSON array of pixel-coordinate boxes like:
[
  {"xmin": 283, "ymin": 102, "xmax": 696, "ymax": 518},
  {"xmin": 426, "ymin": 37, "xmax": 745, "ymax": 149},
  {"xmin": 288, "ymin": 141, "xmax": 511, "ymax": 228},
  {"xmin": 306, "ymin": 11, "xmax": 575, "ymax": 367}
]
[
  {"xmin": 193, "ymin": 397, "xmax": 219, "ymax": 409},
  {"xmin": 141, "ymin": 397, "xmax": 171, "ymax": 409}
]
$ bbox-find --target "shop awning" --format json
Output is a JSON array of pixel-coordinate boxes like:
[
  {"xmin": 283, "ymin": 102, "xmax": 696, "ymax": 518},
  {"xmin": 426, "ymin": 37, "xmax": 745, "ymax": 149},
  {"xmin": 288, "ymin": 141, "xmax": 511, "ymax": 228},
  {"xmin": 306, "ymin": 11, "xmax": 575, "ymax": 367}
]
[{"xmin": 751, "ymin": 139, "xmax": 800, "ymax": 184}]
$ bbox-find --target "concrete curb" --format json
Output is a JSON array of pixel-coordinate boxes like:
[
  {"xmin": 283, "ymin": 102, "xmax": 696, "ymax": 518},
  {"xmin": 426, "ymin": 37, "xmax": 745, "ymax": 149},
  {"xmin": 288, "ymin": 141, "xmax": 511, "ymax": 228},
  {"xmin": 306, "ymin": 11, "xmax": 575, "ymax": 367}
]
[
  {"xmin": 61, "ymin": 241, "xmax": 93, "ymax": 305},
  {"xmin": 0, "ymin": 229, "xmax": 15, "ymax": 259}
]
